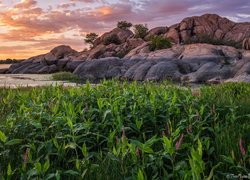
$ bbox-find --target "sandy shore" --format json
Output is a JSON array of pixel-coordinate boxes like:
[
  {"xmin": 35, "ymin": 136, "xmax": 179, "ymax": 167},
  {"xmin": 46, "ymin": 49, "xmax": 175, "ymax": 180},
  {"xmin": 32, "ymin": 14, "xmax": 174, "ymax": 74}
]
[{"xmin": 0, "ymin": 74, "xmax": 79, "ymax": 88}]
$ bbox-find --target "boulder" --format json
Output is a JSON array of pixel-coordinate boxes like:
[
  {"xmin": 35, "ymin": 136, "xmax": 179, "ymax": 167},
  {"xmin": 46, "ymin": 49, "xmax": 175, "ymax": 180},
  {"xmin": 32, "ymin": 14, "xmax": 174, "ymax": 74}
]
[
  {"xmin": 145, "ymin": 60, "xmax": 182, "ymax": 81},
  {"xmin": 65, "ymin": 60, "xmax": 85, "ymax": 72},
  {"xmin": 182, "ymin": 62, "xmax": 232, "ymax": 83},
  {"xmin": 145, "ymin": 27, "xmax": 168, "ymax": 40},
  {"xmin": 87, "ymin": 45, "xmax": 106, "ymax": 60},
  {"xmin": 93, "ymin": 28, "xmax": 133, "ymax": 47},
  {"xmin": 50, "ymin": 45, "xmax": 78, "ymax": 59},
  {"xmin": 73, "ymin": 57, "xmax": 123, "ymax": 80},
  {"xmin": 164, "ymin": 28, "xmax": 180, "ymax": 44}
]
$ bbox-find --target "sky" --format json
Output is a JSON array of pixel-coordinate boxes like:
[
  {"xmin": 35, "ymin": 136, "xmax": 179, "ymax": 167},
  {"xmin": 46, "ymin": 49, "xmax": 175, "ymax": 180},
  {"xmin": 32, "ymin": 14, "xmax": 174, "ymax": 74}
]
[{"xmin": 0, "ymin": 0, "xmax": 250, "ymax": 59}]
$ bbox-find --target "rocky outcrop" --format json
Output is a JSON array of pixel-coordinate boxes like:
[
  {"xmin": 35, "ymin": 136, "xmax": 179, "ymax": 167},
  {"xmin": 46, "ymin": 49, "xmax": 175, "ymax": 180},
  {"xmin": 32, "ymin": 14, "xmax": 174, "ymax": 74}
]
[
  {"xmin": 8, "ymin": 45, "xmax": 83, "ymax": 74},
  {"xmin": 73, "ymin": 44, "xmax": 250, "ymax": 83},
  {"xmin": 4, "ymin": 14, "xmax": 250, "ymax": 84},
  {"xmin": 163, "ymin": 14, "xmax": 250, "ymax": 45}
]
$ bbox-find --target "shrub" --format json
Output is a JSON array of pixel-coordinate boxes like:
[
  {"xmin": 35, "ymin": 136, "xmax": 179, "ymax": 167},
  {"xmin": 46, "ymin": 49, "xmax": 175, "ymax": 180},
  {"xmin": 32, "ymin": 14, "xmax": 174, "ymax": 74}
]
[
  {"xmin": 84, "ymin": 33, "xmax": 99, "ymax": 47},
  {"xmin": 52, "ymin": 72, "xmax": 82, "ymax": 82},
  {"xmin": 185, "ymin": 34, "xmax": 241, "ymax": 49},
  {"xmin": 149, "ymin": 36, "xmax": 172, "ymax": 51},
  {"xmin": 103, "ymin": 34, "xmax": 121, "ymax": 45},
  {"xmin": 134, "ymin": 24, "xmax": 148, "ymax": 39},
  {"xmin": 117, "ymin": 21, "xmax": 133, "ymax": 30}
]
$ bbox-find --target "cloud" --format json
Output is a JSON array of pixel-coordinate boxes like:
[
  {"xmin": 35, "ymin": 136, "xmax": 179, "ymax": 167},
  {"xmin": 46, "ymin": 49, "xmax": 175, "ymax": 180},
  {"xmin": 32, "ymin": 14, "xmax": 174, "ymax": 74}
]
[
  {"xmin": 57, "ymin": 2, "xmax": 76, "ymax": 9},
  {"xmin": 14, "ymin": 0, "xmax": 37, "ymax": 9}
]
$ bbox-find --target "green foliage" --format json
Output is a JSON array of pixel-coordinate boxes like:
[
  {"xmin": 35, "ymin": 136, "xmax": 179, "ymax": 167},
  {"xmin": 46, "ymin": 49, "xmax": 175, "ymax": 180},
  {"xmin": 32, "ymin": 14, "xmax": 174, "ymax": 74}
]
[
  {"xmin": 117, "ymin": 21, "xmax": 133, "ymax": 30},
  {"xmin": 103, "ymin": 34, "xmax": 121, "ymax": 45},
  {"xmin": 134, "ymin": 24, "xmax": 148, "ymax": 39},
  {"xmin": 0, "ymin": 81, "xmax": 249, "ymax": 179},
  {"xmin": 84, "ymin": 33, "xmax": 98, "ymax": 47},
  {"xmin": 149, "ymin": 36, "xmax": 172, "ymax": 51},
  {"xmin": 185, "ymin": 34, "xmax": 242, "ymax": 49},
  {"xmin": 52, "ymin": 72, "xmax": 82, "ymax": 83}
]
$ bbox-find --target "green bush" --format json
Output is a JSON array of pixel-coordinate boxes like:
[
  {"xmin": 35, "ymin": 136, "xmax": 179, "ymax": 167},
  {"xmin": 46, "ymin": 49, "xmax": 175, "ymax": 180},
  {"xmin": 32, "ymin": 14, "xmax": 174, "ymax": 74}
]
[
  {"xmin": 149, "ymin": 36, "xmax": 172, "ymax": 51},
  {"xmin": 185, "ymin": 34, "xmax": 241, "ymax": 49},
  {"xmin": 103, "ymin": 34, "xmax": 121, "ymax": 45},
  {"xmin": 117, "ymin": 21, "xmax": 132, "ymax": 30},
  {"xmin": 134, "ymin": 24, "xmax": 148, "ymax": 39},
  {"xmin": 52, "ymin": 72, "xmax": 82, "ymax": 82}
]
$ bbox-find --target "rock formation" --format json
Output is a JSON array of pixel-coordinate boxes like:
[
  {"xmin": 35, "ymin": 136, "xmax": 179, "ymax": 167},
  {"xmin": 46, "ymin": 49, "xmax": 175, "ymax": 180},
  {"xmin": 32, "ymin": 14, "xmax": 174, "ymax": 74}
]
[
  {"xmin": 3, "ymin": 14, "xmax": 250, "ymax": 83},
  {"xmin": 8, "ymin": 45, "xmax": 81, "ymax": 74},
  {"xmin": 163, "ymin": 14, "xmax": 250, "ymax": 45},
  {"xmin": 73, "ymin": 44, "xmax": 250, "ymax": 83}
]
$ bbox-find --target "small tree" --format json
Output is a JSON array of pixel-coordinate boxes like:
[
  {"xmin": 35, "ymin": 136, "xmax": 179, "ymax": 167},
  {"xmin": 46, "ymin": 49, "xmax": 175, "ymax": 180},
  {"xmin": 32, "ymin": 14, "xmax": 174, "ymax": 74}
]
[
  {"xmin": 84, "ymin": 33, "xmax": 98, "ymax": 47},
  {"xmin": 117, "ymin": 21, "xmax": 133, "ymax": 30},
  {"xmin": 134, "ymin": 24, "xmax": 148, "ymax": 39},
  {"xmin": 103, "ymin": 34, "xmax": 121, "ymax": 45},
  {"xmin": 149, "ymin": 36, "xmax": 172, "ymax": 51}
]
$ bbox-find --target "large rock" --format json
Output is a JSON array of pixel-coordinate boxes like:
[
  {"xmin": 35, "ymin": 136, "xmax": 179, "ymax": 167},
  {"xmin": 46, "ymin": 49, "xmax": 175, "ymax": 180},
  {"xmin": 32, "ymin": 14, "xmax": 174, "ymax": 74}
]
[
  {"xmin": 145, "ymin": 60, "xmax": 182, "ymax": 81},
  {"xmin": 87, "ymin": 45, "xmax": 107, "ymax": 60},
  {"xmin": 145, "ymin": 27, "xmax": 168, "ymax": 40},
  {"xmin": 182, "ymin": 62, "xmax": 232, "ymax": 83},
  {"xmin": 93, "ymin": 28, "xmax": 133, "ymax": 47},
  {"xmin": 73, "ymin": 57, "xmax": 123, "ymax": 80},
  {"xmin": 164, "ymin": 28, "xmax": 180, "ymax": 44},
  {"xmin": 65, "ymin": 60, "xmax": 85, "ymax": 72}
]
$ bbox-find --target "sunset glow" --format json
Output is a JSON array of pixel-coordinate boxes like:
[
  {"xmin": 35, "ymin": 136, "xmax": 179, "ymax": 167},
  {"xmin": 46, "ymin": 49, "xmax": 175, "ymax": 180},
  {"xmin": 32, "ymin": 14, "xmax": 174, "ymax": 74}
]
[{"xmin": 0, "ymin": 0, "xmax": 250, "ymax": 59}]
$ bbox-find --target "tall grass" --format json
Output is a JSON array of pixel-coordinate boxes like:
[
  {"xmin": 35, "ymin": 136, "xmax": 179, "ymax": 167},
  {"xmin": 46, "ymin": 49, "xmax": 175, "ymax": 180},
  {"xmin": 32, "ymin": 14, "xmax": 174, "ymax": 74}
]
[{"xmin": 0, "ymin": 81, "xmax": 249, "ymax": 179}]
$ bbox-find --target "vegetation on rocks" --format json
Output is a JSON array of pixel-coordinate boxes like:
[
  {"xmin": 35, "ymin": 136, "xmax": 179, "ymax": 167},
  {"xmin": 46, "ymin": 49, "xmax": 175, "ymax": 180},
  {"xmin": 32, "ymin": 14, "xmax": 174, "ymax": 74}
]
[
  {"xmin": 134, "ymin": 24, "xmax": 149, "ymax": 39},
  {"xmin": 149, "ymin": 36, "xmax": 172, "ymax": 51},
  {"xmin": 84, "ymin": 33, "xmax": 99, "ymax": 47},
  {"xmin": 103, "ymin": 34, "xmax": 121, "ymax": 45},
  {"xmin": 0, "ymin": 81, "xmax": 249, "ymax": 179},
  {"xmin": 117, "ymin": 21, "xmax": 133, "ymax": 30}
]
